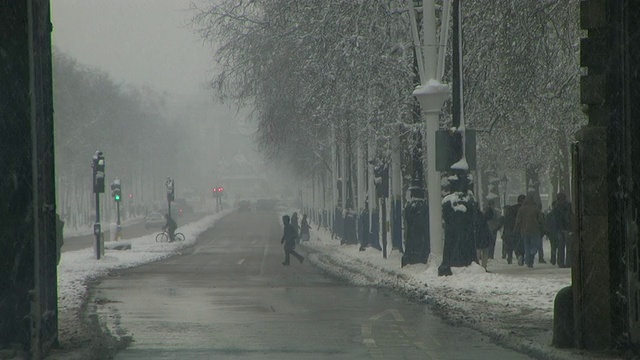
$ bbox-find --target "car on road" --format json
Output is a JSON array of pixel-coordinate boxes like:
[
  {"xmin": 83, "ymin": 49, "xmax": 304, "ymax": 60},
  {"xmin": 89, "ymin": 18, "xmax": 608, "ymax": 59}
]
[
  {"xmin": 144, "ymin": 212, "xmax": 166, "ymax": 229},
  {"xmin": 237, "ymin": 200, "xmax": 251, "ymax": 212}
]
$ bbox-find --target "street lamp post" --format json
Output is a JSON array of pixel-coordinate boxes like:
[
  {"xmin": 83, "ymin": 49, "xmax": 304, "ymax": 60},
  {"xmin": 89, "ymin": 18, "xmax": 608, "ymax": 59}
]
[
  {"xmin": 501, "ymin": 175, "xmax": 509, "ymax": 208},
  {"xmin": 409, "ymin": 0, "xmax": 452, "ymax": 260}
]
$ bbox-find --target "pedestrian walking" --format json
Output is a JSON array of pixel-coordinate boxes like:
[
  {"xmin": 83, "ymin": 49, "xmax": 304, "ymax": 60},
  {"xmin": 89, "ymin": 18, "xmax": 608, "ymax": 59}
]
[
  {"xmin": 300, "ymin": 214, "xmax": 311, "ymax": 242},
  {"xmin": 514, "ymin": 193, "xmax": 546, "ymax": 268},
  {"xmin": 474, "ymin": 206, "xmax": 493, "ymax": 271},
  {"xmin": 483, "ymin": 199, "xmax": 501, "ymax": 259},
  {"xmin": 281, "ymin": 215, "xmax": 304, "ymax": 266},
  {"xmin": 500, "ymin": 194, "xmax": 525, "ymax": 265},
  {"xmin": 291, "ymin": 212, "xmax": 300, "ymax": 244},
  {"xmin": 551, "ymin": 192, "xmax": 572, "ymax": 268}
]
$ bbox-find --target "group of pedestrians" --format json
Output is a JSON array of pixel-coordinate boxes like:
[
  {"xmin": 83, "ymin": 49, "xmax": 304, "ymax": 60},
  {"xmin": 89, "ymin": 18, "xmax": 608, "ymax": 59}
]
[
  {"xmin": 280, "ymin": 212, "xmax": 311, "ymax": 266},
  {"xmin": 496, "ymin": 192, "xmax": 573, "ymax": 269}
]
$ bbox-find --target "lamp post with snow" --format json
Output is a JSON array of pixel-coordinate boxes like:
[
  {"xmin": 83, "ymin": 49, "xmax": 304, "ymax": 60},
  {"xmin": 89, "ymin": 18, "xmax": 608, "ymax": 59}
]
[
  {"xmin": 413, "ymin": 82, "xmax": 450, "ymax": 258},
  {"xmin": 407, "ymin": 0, "xmax": 452, "ymax": 261}
]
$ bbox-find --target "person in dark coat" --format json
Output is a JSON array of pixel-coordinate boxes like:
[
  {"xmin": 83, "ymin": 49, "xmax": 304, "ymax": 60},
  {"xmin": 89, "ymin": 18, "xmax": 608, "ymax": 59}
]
[
  {"xmin": 500, "ymin": 194, "xmax": 525, "ymax": 264},
  {"xmin": 552, "ymin": 192, "xmax": 572, "ymax": 268},
  {"xmin": 474, "ymin": 206, "xmax": 493, "ymax": 271},
  {"xmin": 483, "ymin": 199, "xmax": 501, "ymax": 259},
  {"xmin": 514, "ymin": 193, "xmax": 546, "ymax": 268},
  {"xmin": 164, "ymin": 214, "xmax": 177, "ymax": 242},
  {"xmin": 281, "ymin": 215, "xmax": 304, "ymax": 265}
]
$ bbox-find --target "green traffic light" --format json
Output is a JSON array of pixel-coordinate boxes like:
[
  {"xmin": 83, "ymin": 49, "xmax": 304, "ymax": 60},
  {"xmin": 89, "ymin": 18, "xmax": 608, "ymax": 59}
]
[{"xmin": 115, "ymin": 194, "xmax": 120, "ymax": 201}]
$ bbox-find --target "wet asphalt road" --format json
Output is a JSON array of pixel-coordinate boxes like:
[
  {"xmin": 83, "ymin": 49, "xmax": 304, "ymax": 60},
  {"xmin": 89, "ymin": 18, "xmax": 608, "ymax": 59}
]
[{"xmin": 90, "ymin": 210, "xmax": 533, "ymax": 360}]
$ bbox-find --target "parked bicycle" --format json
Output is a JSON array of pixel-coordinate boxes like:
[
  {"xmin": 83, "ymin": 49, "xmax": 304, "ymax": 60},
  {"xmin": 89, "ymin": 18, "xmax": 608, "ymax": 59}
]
[{"xmin": 155, "ymin": 230, "xmax": 185, "ymax": 243}]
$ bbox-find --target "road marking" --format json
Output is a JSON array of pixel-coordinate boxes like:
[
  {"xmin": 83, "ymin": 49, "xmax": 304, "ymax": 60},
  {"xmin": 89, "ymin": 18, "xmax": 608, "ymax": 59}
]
[
  {"xmin": 361, "ymin": 326, "xmax": 383, "ymax": 360},
  {"xmin": 237, "ymin": 259, "xmax": 245, "ymax": 265},
  {"xmin": 363, "ymin": 310, "xmax": 403, "ymax": 359},
  {"xmin": 369, "ymin": 309, "xmax": 404, "ymax": 322}
]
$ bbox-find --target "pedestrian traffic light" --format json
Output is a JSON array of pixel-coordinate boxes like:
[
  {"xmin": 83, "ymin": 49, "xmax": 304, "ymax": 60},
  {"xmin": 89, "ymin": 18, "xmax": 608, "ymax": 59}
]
[
  {"xmin": 92, "ymin": 151, "xmax": 105, "ymax": 194},
  {"xmin": 111, "ymin": 178, "xmax": 121, "ymax": 202}
]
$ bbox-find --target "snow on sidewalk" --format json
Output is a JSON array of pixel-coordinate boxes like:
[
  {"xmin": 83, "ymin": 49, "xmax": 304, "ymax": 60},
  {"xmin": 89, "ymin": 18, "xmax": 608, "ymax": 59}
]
[{"xmin": 298, "ymin": 224, "xmax": 614, "ymax": 360}]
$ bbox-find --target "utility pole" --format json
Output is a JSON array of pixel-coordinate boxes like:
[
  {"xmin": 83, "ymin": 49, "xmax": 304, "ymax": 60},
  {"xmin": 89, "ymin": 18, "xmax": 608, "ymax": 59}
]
[{"xmin": 451, "ymin": 0, "xmax": 468, "ymax": 180}]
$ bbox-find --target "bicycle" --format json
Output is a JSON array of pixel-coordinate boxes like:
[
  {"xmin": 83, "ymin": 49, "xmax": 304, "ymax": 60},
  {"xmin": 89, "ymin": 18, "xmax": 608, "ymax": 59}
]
[{"xmin": 155, "ymin": 230, "xmax": 185, "ymax": 243}]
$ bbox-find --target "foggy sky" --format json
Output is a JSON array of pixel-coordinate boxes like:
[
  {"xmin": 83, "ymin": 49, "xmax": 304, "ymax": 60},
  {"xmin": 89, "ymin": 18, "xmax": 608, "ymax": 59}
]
[{"xmin": 51, "ymin": 0, "xmax": 212, "ymax": 96}]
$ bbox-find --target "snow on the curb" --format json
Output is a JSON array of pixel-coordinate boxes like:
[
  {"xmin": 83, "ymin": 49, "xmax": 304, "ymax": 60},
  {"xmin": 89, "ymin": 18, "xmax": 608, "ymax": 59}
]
[{"xmin": 288, "ymin": 209, "xmax": 605, "ymax": 360}]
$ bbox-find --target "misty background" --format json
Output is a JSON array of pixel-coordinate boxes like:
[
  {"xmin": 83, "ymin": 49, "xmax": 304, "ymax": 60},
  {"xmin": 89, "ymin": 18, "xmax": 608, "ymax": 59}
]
[{"xmin": 51, "ymin": 0, "xmax": 268, "ymax": 230}]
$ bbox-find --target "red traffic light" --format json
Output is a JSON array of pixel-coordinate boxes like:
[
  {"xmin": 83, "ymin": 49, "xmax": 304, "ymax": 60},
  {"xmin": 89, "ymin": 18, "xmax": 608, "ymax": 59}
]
[
  {"xmin": 218, "ymin": 187, "xmax": 224, "ymax": 192},
  {"xmin": 212, "ymin": 188, "xmax": 217, "ymax": 193},
  {"xmin": 128, "ymin": 193, "xmax": 133, "ymax": 199}
]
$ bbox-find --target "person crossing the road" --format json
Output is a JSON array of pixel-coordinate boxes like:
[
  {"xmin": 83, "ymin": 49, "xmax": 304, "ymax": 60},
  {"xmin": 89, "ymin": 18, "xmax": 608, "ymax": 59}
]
[{"xmin": 281, "ymin": 215, "xmax": 304, "ymax": 266}]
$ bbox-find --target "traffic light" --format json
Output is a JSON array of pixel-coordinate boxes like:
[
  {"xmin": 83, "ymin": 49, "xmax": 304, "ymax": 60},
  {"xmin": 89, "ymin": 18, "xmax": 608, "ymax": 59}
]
[
  {"xmin": 212, "ymin": 186, "xmax": 224, "ymax": 197},
  {"xmin": 92, "ymin": 151, "xmax": 105, "ymax": 194},
  {"xmin": 111, "ymin": 178, "xmax": 121, "ymax": 202},
  {"xmin": 166, "ymin": 178, "xmax": 175, "ymax": 202}
]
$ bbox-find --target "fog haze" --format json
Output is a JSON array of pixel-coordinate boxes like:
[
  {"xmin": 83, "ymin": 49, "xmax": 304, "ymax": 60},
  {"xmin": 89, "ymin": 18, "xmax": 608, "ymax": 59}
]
[
  {"xmin": 50, "ymin": 0, "xmax": 269, "ymax": 225},
  {"xmin": 51, "ymin": 0, "xmax": 211, "ymax": 96}
]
